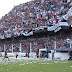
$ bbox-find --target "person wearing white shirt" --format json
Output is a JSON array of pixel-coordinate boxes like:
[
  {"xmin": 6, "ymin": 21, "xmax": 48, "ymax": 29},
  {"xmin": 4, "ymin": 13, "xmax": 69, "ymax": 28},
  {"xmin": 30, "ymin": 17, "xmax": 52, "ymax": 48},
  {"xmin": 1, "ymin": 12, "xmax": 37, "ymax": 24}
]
[{"xmin": 51, "ymin": 48, "xmax": 54, "ymax": 60}]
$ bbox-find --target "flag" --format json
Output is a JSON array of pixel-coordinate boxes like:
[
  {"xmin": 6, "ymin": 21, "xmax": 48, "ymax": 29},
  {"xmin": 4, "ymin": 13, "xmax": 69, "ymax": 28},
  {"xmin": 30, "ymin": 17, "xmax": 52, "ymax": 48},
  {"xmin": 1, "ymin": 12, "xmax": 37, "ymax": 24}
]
[{"xmin": 23, "ymin": 29, "xmax": 33, "ymax": 36}]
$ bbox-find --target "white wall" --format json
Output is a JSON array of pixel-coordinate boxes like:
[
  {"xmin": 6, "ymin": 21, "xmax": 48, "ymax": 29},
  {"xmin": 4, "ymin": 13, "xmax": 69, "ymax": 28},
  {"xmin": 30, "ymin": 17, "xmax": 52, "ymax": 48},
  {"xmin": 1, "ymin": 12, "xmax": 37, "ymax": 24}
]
[
  {"xmin": 1, "ymin": 52, "xmax": 26, "ymax": 57},
  {"xmin": 48, "ymin": 52, "xmax": 69, "ymax": 60},
  {"xmin": 1, "ymin": 52, "xmax": 69, "ymax": 60}
]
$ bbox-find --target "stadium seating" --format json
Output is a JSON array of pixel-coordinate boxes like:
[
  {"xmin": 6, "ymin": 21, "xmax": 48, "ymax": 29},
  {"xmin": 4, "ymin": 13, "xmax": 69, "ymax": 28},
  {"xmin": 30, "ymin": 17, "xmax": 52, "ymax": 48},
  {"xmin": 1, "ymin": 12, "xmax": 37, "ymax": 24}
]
[
  {"xmin": 0, "ymin": 0, "xmax": 72, "ymax": 53},
  {"xmin": 0, "ymin": 0, "xmax": 72, "ymax": 38}
]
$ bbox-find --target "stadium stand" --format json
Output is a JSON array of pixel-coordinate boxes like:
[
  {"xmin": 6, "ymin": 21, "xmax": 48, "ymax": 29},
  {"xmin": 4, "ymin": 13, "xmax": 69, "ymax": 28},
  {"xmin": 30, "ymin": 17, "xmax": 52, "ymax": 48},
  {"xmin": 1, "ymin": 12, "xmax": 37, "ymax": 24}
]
[
  {"xmin": 0, "ymin": 0, "xmax": 71, "ymax": 38},
  {"xmin": 0, "ymin": 0, "xmax": 72, "ymax": 53}
]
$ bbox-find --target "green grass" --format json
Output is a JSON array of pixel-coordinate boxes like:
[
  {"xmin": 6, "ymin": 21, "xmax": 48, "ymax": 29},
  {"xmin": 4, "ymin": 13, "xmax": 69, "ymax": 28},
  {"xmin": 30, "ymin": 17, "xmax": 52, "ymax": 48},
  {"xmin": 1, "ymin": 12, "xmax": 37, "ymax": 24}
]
[{"xmin": 0, "ymin": 59, "xmax": 72, "ymax": 72}]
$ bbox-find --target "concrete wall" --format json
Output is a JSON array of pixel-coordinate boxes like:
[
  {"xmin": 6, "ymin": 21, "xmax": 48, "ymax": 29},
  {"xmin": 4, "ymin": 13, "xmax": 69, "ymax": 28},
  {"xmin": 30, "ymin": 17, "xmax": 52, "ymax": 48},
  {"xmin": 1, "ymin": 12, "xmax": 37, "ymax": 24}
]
[
  {"xmin": 1, "ymin": 52, "xmax": 69, "ymax": 60},
  {"xmin": 48, "ymin": 52, "xmax": 69, "ymax": 60}
]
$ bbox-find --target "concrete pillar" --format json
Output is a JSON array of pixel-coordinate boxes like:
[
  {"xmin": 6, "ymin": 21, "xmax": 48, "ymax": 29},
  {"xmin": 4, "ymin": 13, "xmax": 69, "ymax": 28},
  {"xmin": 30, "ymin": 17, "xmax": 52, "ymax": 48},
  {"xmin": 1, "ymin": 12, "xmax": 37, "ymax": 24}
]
[
  {"xmin": 70, "ymin": 41, "xmax": 71, "ymax": 48},
  {"xmin": 54, "ymin": 41, "xmax": 56, "ymax": 53},
  {"xmin": 20, "ymin": 43, "xmax": 22, "ymax": 52},
  {"xmin": 12, "ymin": 44, "xmax": 13, "ymax": 53},
  {"xmin": 4, "ymin": 44, "xmax": 6, "ymax": 51},
  {"xmin": 30, "ymin": 42, "xmax": 32, "ymax": 53}
]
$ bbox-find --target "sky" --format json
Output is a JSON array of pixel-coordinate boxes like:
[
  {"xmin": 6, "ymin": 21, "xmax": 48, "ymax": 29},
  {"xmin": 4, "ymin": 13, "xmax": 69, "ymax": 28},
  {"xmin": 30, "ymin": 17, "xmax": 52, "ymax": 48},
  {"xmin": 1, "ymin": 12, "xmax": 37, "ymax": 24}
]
[{"xmin": 0, "ymin": 0, "xmax": 31, "ymax": 19}]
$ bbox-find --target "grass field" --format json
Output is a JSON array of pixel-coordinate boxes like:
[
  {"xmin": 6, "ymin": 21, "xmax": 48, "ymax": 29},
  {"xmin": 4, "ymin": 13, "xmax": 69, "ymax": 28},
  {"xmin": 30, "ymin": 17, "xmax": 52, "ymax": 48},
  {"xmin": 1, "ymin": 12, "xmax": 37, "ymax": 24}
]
[{"xmin": 0, "ymin": 57, "xmax": 72, "ymax": 72}]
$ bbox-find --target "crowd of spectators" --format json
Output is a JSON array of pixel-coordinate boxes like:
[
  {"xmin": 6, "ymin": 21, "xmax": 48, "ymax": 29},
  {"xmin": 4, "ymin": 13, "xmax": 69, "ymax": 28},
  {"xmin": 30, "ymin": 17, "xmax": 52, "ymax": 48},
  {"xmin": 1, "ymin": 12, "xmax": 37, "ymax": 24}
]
[
  {"xmin": 56, "ymin": 31, "xmax": 72, "ymax": 49},
  {"xmin": 0, "ymin": 0, "xmax": 72, "ymax": 52},
  {"xmin": 0, "ymin": 0, "xmax": 71, "ymax": 39},
  {"xmin": 0, "ymin": 31, "xmax": 72, "ymax": 53}
]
